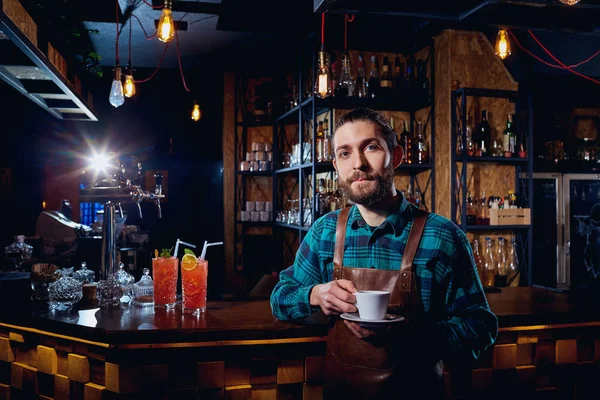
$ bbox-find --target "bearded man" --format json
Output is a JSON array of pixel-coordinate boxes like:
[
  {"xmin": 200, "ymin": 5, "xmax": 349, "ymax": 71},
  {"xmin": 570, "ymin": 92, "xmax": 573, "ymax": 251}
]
[{"xmin": 270, "ymin": 108, "xmax": 497, "ymax": 399}]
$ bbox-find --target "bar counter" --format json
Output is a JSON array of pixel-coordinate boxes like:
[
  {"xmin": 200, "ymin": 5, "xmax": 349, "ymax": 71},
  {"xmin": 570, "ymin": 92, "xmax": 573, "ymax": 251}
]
[{"xmin": 1, "ymin": 287, "xmax": 599, "ymax": 398}]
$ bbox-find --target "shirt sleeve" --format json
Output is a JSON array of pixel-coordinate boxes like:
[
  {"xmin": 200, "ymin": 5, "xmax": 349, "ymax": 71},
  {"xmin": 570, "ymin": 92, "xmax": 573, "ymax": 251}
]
[
  {"xmin": 270, "ymin": 220, "xmax": 325, "ymax": 321},
  {"xmin": 420, "ymin": 227, "xmax": 499, "ymax": 362}
]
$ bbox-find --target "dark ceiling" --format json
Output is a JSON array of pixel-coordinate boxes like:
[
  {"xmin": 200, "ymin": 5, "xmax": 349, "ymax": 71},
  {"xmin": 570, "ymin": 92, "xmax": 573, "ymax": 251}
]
[{"xmin": 15, "ymin": 0, "xmax": 600, "ymax": 72}]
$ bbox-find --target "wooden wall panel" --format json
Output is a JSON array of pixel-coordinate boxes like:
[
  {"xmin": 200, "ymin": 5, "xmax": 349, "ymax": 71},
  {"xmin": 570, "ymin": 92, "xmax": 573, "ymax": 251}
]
[
  {"xmin": 223, "ymin": 72, "xmax": 236, "ymax": 293},
  {"xmin": 434, "ymin": 30, "xmax": 519, "ymax": 218}
]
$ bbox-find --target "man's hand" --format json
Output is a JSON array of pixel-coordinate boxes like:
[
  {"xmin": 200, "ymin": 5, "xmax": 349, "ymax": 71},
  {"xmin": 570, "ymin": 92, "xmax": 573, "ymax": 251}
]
[{"xmin": 309, "ymin": 279, "xmax": 358, "ymax": 316}]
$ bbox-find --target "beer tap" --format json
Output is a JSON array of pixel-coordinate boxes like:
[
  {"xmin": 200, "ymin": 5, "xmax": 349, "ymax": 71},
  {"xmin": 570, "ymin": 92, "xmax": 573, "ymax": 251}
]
[{"xmin": 79, "ymin": 153, "xmax": 166, "ymax": 280}]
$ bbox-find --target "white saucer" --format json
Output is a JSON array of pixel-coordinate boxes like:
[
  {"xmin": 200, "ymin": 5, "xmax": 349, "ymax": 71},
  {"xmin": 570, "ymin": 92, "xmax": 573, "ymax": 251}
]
[{"xmin": 340, "ymin": 312, "xmax": 405, "ymax": 325}]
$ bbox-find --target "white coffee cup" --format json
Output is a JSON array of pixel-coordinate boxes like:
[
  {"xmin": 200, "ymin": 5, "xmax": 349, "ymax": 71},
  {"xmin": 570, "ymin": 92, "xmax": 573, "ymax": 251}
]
[{"xmin": 354, "ymin": 290, "xmax": 391, "ymax": 320}]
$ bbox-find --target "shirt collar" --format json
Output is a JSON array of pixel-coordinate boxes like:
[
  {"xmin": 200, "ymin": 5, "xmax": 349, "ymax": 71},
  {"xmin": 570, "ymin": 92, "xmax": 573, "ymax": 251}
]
[{"xmin": 349, "ymin": 192, "xmax": 413, "ymax": 236}]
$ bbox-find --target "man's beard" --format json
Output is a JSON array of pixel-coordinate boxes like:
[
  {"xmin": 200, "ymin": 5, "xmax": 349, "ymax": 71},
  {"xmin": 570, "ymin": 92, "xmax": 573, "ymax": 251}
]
[{"xmin": 338, "ymin": 166, "xmax": 395, "ymax": 206}]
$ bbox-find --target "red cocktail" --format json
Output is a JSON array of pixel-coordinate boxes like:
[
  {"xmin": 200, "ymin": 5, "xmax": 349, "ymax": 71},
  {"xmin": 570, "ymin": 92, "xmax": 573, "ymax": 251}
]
[{"xmin": 152, "ymin": 256, "xmax": 178, "ymax": 308}]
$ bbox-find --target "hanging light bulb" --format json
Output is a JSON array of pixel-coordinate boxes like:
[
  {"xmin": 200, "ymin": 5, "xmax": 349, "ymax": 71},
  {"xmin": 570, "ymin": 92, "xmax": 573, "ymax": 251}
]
[
  {"xmin": 314, "ymin": 45, "xmax": 332, "ymax": 98},
  {"xmin": 338, "ymin": 52, "xmax": 354, "ymax": 96},
  {"xmin": 495, "ymin": 28, "xmax": 511, "ymax": 60},
  {"xmin": 157, "ymin": 0, "xmax": 175, "ymax": 43},
  {"xmin": 191, "ymin": 101, "xmax": 201, "ymax": 121},
  {"xmin": 109, "ymin": 65, "xmax": 125, "ymax": 108},
  {"xmin": 559, "ymin": 0, "xmax": 580, "ymax": 5},
  {"xmin": 124, "ymin": 64, "xmax": 136, "ymax": 98}
]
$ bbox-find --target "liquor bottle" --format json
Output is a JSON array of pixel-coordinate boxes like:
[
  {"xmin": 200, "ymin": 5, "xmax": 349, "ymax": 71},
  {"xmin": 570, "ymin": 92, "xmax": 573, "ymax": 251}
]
[
  {"xmin": 393, "ymin": 54, "xmax": 406, "ymax": 95},
  {"xmin": 338, "ymin": 52, "xmax": 354, "ymax": 97},
  {"xmin": 400, "ymin": 120, "xmax": 412, "ymax": 164},
  {"xmin": 482, "ymin": 237, "xmax": 496, "ymax": 288},
  {"xmin": 323, "ymin": 117, "xmax": 332, "ymax": 161},
  {"xmin": 315, "ymin": 178, "xmax": 327, "ymax": 219},
  {"xmin": 368, "ymin": 56, "xmax": 380, "ymax": 99},
  {"xmin": 472, "ymin": 239, "xmax": 484, "ymax": 282},
  {"xmin": 416, "ymin": 58, "xmax": 429, "ymax": 101},
  {"xmin": 330, "ymin": 178, "xmax": 343, "ymax": 212},
  {"xmin": 390, "ymin": 117, "xmax": 397, "ymax": 141},
  {"xmin": 495, "ymin": 237, "xmax": 508, "ymax": 287},
  {"xmin": 466, "ymin": 115, "xmax": 474, "ymax": 156},
  {"xmin": 456, "ymin": 115, "xmax": 474, "ymax": 156},
  {"xmin": 477, "ymin": 191, "xmax": 489, "ymax": 225},
  {"xmin": 475, "ymin": 110, "xmax": 491, "ymax": 156},
  {"xmin": 507, "ymin": 237, "xmax": 520, "ymax": 287},
  {"xmin": 503, "ymin": 114, "xmax": 515, "ymax": 157},
  {"xmin": 356, "ymin": 54, "xmax": 368, "ymax": 98},
  {"xmin": 466, "ymin": 191, "xmax": 477, "ymax": 225},
  {"xmin": 379, "ymin": 56, "xmax": 393, "ymax": 97},
  {"xmin": 405, "ymin": 54, "xmax": 416, "ymax": 95},
  {"xmin": 414, "ymin": 190, "xmax": 425, "ymax": 210},
  {"xmin": 413, "ymin": 120, "xmax": 430, "ymax": 164},
  {"xmin": 316, "ymin": 120, "xmax": 325, "ymax": 162},
  {"xmin": 330, "ymin": 56, "xmax": 338, "ymax": 97}
]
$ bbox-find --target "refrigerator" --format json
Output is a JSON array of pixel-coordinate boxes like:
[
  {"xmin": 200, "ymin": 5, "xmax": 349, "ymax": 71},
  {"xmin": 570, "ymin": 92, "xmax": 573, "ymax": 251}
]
[{"xmin": 532, "ymin": 173, "xmax": 600, "ymax": 291}]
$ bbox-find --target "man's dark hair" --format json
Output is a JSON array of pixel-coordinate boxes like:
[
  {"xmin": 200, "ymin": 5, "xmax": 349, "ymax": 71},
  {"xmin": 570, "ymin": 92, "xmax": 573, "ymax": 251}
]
[{"xmin": 333, "ymin": 108, "xmax": 398, "ymax": 155}]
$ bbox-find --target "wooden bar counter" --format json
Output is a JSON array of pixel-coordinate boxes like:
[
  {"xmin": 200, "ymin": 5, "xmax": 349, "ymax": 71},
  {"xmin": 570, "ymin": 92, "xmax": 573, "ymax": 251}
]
[{"xmin": 0, "ymin": 287, "xmax": 599, "ymax": 399}]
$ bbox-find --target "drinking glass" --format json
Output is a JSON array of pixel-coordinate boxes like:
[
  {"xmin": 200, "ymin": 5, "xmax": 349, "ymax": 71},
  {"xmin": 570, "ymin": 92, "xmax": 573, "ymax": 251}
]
[
  {"xmin": 181, "ymin": 257, "xmax": 208, "ymax": 314},
  {"xmin": 152, "ymin": 256, "xmax": 178, "ymax": 308}
]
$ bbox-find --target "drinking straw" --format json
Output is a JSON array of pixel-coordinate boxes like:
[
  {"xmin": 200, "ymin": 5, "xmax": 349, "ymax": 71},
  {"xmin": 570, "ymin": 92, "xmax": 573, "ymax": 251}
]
[
  {"xmin": 174, "ymin": 238, "xmax": 197, "ymax": 257},
  {"xmin": 200, "ymin": 241, "xmax": 224, "ymax": 260}
]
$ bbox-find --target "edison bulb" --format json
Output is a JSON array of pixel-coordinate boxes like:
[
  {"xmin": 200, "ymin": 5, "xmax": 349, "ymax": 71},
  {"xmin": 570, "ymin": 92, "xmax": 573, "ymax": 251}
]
[
  {"xmin": 157, "ymin": 7, "xmax": 175, "ymax": 43},
  {"xmin": 124, "ymin": 74, "xmax": 135, "ymax": 98},
  {"xmin": 559, "ymin": 0, "xmax": 580, "ymax": 5},
  {"xmin": 314, "ymin": 48, "xmax": 332, "ymax": 99},
  {"xmin": 495, "ymin": 29, "xmax": 511, "ymax": 60},
  {"xmin": 191, "ymin": 102, "xmax": 201, "ymax": 121},
  {"xmin": 109, "ymin": 67, "xmax": 125, "ymax": 108}
]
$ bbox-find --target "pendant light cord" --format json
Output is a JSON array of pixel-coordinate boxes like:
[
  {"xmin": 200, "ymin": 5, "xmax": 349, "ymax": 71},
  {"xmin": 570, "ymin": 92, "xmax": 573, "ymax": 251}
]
[
  {"xmin": 115, "ymin": 0, "xmax": 120, "ymax": 65},
  {"xmin": 344, "ymin": 14, "xmax": 354, "ymax": 51}
]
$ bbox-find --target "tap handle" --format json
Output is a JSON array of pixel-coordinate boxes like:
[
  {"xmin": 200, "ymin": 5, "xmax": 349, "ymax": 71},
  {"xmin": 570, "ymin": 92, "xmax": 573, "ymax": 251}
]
[
  {"xmin": 137, "ymin": 199, "xmax": 143, "ymax": 219},
  {"xmin": 154, "ymin": 172, "xmax": 163, "ymax": 195},
  {"xmin": 154, "ymin": 198, "xmax": 162, "ymax": 219}
]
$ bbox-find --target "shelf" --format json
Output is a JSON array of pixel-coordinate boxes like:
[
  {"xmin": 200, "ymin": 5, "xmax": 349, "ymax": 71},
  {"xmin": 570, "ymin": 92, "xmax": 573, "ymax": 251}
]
[
  {"xmin": 313, "ymin": 95, "xmax": 430, "ymax": 112},
  {"xmin": 275, "ymin": 98, "xmax": 313, "ymax": 124},
  {"xmin": 236, "ymin": 221, "xmax": 273, "ymax": 226},
  {"xmin": 275, "ymin": 166, "xmax": 300, "ymax": 174},
  {"xmin": 0, "ymin": 8, "xmax": 97, "ymax": 121},
  {"xmin": 237, "ymin": 171, "xmax": 273, "ymax": 177},
  {"xmin": 455, "ymin": 156, "xmax": 531, "ymax": 164},
  {"xmin": 534, "ymin": 159, "xmax": 600, "ymax": 174},
  {"xmin": 274, "ymin": 222, "xmax": 310, "ymax": 232},
  {"xmin": 460, "ymin": 225, "xmax": 531, "ymax": 231}
]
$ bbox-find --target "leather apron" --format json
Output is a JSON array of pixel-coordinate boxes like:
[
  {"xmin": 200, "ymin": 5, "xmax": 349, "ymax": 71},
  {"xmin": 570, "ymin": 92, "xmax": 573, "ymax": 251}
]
[{"xmin": 323, "ymin": 207, "xmax": 445, "ymax": 399}]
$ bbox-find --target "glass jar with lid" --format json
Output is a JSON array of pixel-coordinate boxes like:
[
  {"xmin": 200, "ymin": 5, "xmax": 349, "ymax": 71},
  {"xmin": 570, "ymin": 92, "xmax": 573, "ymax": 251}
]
[
  {"xmin": 132, "ymin": 268, "xmax": 154, "ymax": 307},
  {"xmin": 73, "ymin": 262, "xmax": 95, "ymax": 284},
  {"xmin": 114, "ymin": 262, "xmax": 134, "ymax": 301}
]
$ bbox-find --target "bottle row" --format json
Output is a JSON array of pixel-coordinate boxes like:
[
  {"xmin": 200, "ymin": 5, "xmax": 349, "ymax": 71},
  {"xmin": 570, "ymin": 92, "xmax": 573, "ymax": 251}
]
[
  {"xmin": 284, "ymin": 52, "xmax": 430, "ymax": 112},
  {"xmin": 393, "ymin": 117, "xmax": 430, "ymax": 165},
  {"xmin": 473, "ymin": 237, "xmax": 520, "ymax": 289},
  {"xmin": 456, "ymin": 110, "xmax": 527, "ymax": 159},
  {"xmin": 466, "ymin": 191, "xmax": 521, "ymax": 226}
]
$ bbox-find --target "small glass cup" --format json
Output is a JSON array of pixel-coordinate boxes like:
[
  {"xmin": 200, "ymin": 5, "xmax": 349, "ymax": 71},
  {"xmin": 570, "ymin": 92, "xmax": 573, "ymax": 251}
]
[
  {"xmin": 152, "ymin": 256, "xmax": 178, "ymax": 308},
  {"xmin": 180, "ymin": 257, "xmax": 208, "ymax": 315}
]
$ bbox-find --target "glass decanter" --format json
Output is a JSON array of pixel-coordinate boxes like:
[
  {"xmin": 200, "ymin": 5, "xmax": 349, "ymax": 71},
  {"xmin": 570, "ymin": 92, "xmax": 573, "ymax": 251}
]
[
  {"xmin": 132, "ymin": 268, "xmax": 154, "ymax": 307},
  {"xmin": 96, "ymin": 275, "xmax": 123, "ymax": 308},
  {"xmin": 114, "ymin": 262, "xmax": 134, "ymax": 301},
  {"xmin": 48, "ymin": 274, "xmax": 83, "ymax": 311},
  {"xmin": 73, "ymin": 262, "xmax": 95, "ymax": 284},
  {"xmin": 5, "ymin": 235, "xmax": 33, "ymax": 270}
]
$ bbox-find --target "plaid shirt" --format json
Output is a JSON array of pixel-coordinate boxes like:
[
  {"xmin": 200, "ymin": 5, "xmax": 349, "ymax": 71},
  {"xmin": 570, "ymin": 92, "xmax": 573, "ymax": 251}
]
[{"xmin": 270, "ymin": 196, "xmax": 498, "ymax": 360}]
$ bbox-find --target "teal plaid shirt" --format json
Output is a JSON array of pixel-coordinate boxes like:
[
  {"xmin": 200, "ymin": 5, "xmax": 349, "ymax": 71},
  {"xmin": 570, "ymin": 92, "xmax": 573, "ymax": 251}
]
[{"xmin": 270, "ymin": 195, "xmax": 498, "ymax": 360}]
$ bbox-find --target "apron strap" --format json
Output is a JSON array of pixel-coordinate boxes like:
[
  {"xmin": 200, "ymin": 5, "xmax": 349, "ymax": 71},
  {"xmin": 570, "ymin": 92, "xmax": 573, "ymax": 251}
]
[
  {"xmin": 333, "ymin": 207, "xmax": 351, "ymax": 279},
  {"xmin": 398, "ymin": 211, "xmax": 428, "ymax": 292}
]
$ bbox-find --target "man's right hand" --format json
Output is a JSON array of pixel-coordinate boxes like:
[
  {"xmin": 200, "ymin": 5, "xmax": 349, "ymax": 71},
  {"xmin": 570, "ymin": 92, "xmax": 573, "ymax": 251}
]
[{"xmin": 309, "ymin": 279, "xmax": 358, "ymax": 316}]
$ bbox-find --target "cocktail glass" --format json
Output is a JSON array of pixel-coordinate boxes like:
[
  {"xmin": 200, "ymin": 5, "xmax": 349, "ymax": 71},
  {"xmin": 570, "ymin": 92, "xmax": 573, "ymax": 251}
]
[
  {"xmin": 152, "ymin": 256, "xmax": 178, "ymax": 308},
  {"xmin": 181, "ymin": 257, "xmax": 208, "ymax": 314}
]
